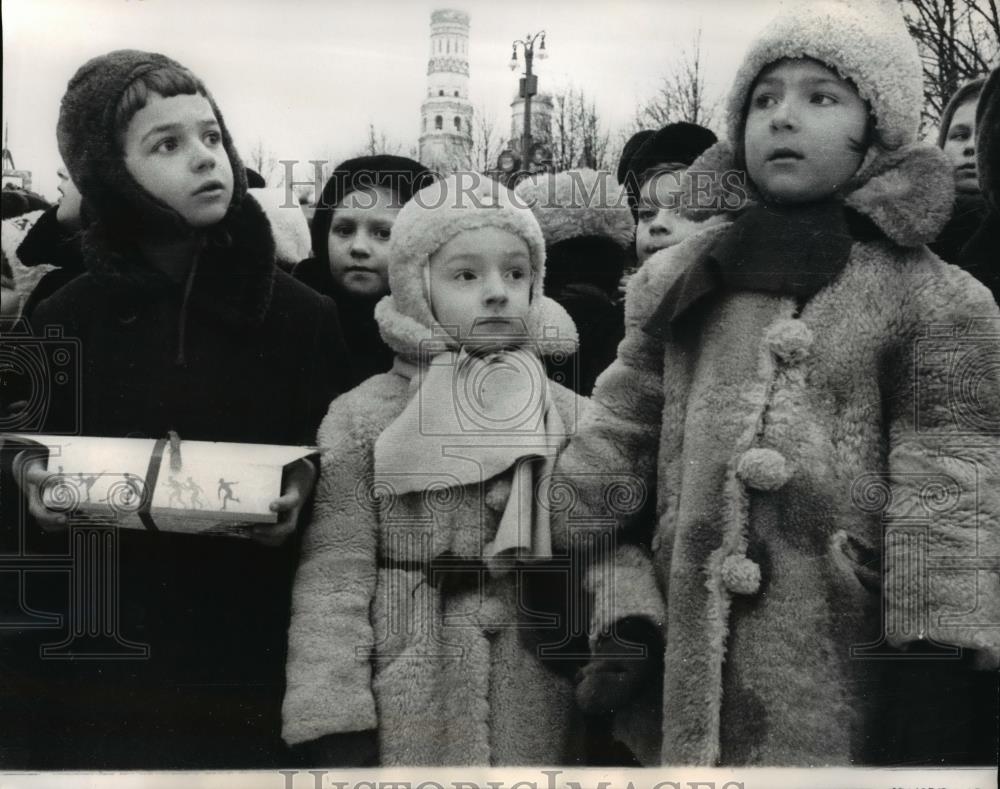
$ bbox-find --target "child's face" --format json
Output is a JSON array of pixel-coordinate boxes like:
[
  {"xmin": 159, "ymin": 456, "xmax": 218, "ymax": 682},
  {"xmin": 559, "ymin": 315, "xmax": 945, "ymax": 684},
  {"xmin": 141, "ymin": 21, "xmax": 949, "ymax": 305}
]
[
  {"xmin": 744, "ymin": 58, "xmax": 869, "ymax": 204},
  {"xmin": 122, "ymin": 92, "xmax": 234, "ymax": 228},
  {"xmin": 635, "ymin": 170, "xmax": 701, "ymax": 263},
  {"xmin": 327, "ymin": 186, "xmax": 399, "ymax": 298},
  {"xmin": 55, "ymin": 166, "xmax": 82, "ymax": 227},
  {"xmin": 428, "ymin": 226, "xmax": 532, "ymax": 352},
  {"xmin": 943, "ymin": 98, "xmax": 980, "ymax": 195}
]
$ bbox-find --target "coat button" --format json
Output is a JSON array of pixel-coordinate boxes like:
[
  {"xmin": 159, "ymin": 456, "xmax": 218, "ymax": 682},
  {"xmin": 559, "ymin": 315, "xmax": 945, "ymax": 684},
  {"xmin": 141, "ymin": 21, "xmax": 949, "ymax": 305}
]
[
  {"xmin": 722, "ymin": 554, "xmax": 761, "ymax": 595},
  {"xmin": 764, "ymin": 318, "xmax": 814, "ymax": 364},
  {"xmin": 736, "ymin": 447, "xmax": 792, "ymax": 491}
]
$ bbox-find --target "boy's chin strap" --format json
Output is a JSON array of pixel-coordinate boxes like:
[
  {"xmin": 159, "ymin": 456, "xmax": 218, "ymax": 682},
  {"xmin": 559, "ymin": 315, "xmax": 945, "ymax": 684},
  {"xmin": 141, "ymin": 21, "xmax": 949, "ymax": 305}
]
[
  {"xmin": 643, "ymin": 200, "xmax": 880, "ymax": 341},
  {"xmin": 374, "ymin": 346, "xmax": 565, "ymax": 574}
]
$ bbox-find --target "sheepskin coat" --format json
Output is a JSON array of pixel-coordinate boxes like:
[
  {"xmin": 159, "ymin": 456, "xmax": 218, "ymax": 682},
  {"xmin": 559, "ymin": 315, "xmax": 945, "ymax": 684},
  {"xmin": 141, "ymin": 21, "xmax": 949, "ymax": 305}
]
[
  {"xmin": 283, "ymin": 309, "xmax": 589, "ymax": 765},
  {"xmin": 556, "ymin": 140, "xmax": 1000, "ymax": 767}
]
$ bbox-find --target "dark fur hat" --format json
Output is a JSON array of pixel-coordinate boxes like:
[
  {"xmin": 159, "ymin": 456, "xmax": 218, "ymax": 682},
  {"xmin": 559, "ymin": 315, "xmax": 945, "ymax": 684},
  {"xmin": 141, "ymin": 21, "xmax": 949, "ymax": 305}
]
[
  {"xmin": 57, "ymin": 49, "xmax": 248, "ymax": 240},
  {"xmin": 309, "ymin": 155, "xmax": 434, "ymax": 276},
  {"xmin": 617, "ymin": 130, "xmax": 655, "ymax": 185},
  {"xmin": 619, "ymin": 122, "xmax": 718, "ymax": 215}
]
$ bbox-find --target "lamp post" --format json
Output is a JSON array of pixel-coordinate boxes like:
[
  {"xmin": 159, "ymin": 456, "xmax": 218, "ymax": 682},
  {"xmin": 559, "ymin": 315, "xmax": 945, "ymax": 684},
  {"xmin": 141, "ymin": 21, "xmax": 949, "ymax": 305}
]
[{"xmin": 509, "ymin": 31, "xmax": 547, "ymax": 171}]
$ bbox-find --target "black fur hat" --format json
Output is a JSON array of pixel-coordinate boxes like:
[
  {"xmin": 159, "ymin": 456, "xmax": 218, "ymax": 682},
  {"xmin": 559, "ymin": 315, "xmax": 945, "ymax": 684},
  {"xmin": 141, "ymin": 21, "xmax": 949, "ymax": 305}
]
[
  {"xmin": 57, "ymin": 49, "xmax": 248, "ymax": 240},
  {"xmin": 620, "ymin": 122, "xmax": 718, "ymax": 213},
  {"xmin": 617, "ymin": 130, "xmax": 654, "ymax": 185},
  {"xmin": 309, "ymin": 155, "xmax": 434, "ymax": 276}
]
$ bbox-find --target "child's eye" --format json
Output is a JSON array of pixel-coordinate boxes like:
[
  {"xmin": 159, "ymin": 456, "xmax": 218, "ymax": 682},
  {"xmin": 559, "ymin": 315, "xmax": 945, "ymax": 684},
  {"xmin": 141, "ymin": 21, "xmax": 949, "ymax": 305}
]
[
  {"xmin": 153, "ymin": 137, "xmax": 178, "ymax": 153},
  {"xmin": 811, "ymin": 93, "xmax": 838, "ymax": 106},
  {"xmin": 949, "ymin": 129, "xmax": 970, "ymax": 141},
  {"xmin": 637, "ymin": 209, "xmax": 656, "ymax": 222},
  {"xmin": 331, "ymin": 224, "xmax": 353, "ymax": 238},
  {"xmin": 506, "ymin": 268, "xmax": 527, "ymax": 281},
  {"xmin": 455, "ymin": 270, "xmax": 476, "ymax": 282},
  {"xmin": 752, "ymin": 93, "xmax": 777, "ymax": 109},
  {"xmin": 372, "ymin": 227, "xmax": 392, "ymax": 241},
  {"xmin": 204, "ymin": 130, "xmax": 222, "ymax": 146}
]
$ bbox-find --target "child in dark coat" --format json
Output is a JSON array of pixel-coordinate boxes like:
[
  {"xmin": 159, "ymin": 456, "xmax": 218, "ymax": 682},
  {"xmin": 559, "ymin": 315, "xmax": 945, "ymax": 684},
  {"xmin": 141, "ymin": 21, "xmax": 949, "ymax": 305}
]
[
  {"xmin": 7, "ymin": 49, "xmax": 350, "ymax": 769},
  {"xmin": 931, "ymin": 78, "xmax": 988, "ymax": 264},
  {"xmin": 295, "ymin": 155, "xmax": 434, "ymax": 386}
]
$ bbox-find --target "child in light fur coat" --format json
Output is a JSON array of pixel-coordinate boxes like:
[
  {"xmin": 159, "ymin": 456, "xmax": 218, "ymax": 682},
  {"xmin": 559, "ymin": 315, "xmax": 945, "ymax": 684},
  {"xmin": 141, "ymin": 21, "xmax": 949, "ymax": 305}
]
[{"xmin": 283, "ymin": 174, "xmax": 591, "ymax": 766}]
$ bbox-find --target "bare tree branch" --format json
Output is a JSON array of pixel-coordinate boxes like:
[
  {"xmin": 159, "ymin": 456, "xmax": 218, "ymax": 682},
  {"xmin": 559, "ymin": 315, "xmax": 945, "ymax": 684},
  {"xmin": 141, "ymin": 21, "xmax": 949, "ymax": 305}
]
[
  {"xmin": 900, "ymin": 0, "xmax": 999, "ymax": 132},
  {"xmin": 637, "ymin": 27, "xmax": 719, "ymax": 130}
]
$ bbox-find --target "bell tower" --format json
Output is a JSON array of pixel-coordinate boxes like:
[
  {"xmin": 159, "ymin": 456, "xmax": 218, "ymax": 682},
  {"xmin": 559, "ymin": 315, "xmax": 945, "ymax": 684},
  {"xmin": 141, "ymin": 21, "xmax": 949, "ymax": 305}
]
[{"xmin": 418, "ymin": 9, "xmax": 473, "ymax": 172}]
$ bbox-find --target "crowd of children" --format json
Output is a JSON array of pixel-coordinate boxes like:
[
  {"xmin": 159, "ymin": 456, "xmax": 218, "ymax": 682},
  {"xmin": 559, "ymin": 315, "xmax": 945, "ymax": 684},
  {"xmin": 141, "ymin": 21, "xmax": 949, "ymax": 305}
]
[{"xmin": 1, "ymin": 0, "xmax": 999, "ymax": 772}]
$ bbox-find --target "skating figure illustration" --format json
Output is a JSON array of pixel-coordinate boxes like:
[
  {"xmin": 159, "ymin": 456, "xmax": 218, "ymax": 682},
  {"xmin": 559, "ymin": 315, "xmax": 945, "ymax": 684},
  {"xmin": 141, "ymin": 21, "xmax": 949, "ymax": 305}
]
[
  {"xmin": 165, "ymin": 476, "xmax": 186, "ymax": 507},
  {"xmin": 76, "ymin": 471, "xmax": 102, "ymax": 503},
  {"xmin": 217, "ymin": 478, "xmax": 240, "ymax": 511},
  {"xmin": 184, "ymin": 477, "xmax": 206, "ymax": 510}
]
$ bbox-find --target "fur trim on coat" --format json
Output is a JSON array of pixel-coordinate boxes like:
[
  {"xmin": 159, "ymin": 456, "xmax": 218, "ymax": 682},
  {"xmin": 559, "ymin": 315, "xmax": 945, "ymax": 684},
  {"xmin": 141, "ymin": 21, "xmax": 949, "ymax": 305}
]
[{"xmin": 557, "ymin": 136, "xmax": 1000, "ymax": 766}]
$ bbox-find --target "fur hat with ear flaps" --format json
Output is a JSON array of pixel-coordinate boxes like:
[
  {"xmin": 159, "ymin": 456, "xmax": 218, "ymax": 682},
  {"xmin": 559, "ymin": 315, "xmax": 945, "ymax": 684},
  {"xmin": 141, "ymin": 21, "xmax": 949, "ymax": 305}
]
[
  {"xmin": 513, "ymin": 169, "xmax": 634, "ymax": 250},
  {"xmin": 374, "ymin": 173, "xmax": 578, "ymax": 362},
  {"xmin": 724, "ymin": 0, "xmax": 924, "ymax": 154},
  {"xmin": 55, "ymin": 50, "xmax": 280, "ymax": 328},
  {"xmin": 57, "ymin": 49, "xmax": 248, "ymax": 240},
  {"xmin": 678, "ymin": 0, "xmax": 955, "ymax": 246},
  {"xmin": 514, "ymin": 169, "xmax": 634, "ymax": 296}
]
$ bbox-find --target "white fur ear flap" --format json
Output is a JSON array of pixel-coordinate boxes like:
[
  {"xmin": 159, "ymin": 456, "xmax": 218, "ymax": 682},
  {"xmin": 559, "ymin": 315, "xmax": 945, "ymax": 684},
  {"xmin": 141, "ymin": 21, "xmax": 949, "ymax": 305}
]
[
  {"xmin": 530, "ymin": 295, "xmax": 580, "ymax": 357},
  {"xmin": 247, "ymin": 188, "xmax": 311, "ymax": 264}
]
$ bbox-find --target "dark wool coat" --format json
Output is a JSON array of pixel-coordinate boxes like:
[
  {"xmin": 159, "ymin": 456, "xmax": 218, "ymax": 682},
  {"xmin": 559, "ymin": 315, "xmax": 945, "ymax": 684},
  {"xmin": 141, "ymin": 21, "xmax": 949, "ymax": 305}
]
[
  {"xmin": 5, "ymin": 196, "xmax": 351, "ymax": 769},
  {"xmin": 556, "ymin": 142, "xmax": 1000, "ymax": 767},
  {"xmin": 294, "ymin": 255, "xmax": 391, "ymax": 386},
  {"xmin": 958, "ymin": 65, "xmax": 1000, "ymax": 304}
]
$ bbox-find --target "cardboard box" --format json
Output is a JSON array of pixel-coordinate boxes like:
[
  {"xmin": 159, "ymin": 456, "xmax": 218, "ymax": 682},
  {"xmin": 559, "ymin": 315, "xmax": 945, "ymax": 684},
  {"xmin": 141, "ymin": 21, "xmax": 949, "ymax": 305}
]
[{"xmin": 3, "ymin": 433, "xmax": 319, "ymax": 538}]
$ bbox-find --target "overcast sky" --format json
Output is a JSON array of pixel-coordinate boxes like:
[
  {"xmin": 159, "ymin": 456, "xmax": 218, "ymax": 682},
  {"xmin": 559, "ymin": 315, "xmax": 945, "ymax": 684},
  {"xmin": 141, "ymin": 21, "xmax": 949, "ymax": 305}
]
[{"xmin": 2, "ymin": 0, "xmax": 784, "ymax": 200}]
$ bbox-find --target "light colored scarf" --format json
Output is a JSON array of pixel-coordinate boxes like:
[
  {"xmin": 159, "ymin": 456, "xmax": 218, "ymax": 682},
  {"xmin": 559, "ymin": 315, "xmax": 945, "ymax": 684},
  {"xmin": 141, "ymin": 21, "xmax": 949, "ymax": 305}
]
[{"xmin": 374, "ymin": 346, "xmax": 566, "ymax": 574}]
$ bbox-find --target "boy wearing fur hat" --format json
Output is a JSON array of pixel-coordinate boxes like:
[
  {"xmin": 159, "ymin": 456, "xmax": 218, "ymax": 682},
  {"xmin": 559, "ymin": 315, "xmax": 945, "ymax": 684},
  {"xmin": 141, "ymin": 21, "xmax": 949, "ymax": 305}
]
[
  {"xmin": 283, "ymin": 174, "xmax": 589, "ymax": 766},
  {"xmin": 619, "ymin": 122, "xmax": 719, "ymax": 265},
  {"xmin": 514, "ymin": 169, "xmax": 634, "ymax": 395},
  {"xmin": 9, "ymin": 50, "xmax": 349, "ymax": 768},
  {"xmin": 560, "ymin": 0, "xmax": 1000, "ymax": 767}
]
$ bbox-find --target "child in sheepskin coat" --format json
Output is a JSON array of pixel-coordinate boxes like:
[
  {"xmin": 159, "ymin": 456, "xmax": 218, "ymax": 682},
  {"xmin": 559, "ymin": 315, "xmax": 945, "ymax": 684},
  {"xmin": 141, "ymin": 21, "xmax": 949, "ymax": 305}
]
[
  {"xmin": 283, "ymin": 174, "xmax": 589, "ymax": 766},
  {"xmin": 561, "ymin": 0, "xmax": 1000, "ymax": 767}
]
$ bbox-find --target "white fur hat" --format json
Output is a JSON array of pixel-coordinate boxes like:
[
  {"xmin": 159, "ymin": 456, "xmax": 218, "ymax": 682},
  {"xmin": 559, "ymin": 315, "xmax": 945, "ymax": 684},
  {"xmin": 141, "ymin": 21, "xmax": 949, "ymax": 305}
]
[
  {"xmin": 725, "ymin": 0, "xmax": 923, "ymax": 151},
  {"xmin": 513, "ymin": 169, "xmax": 634, "ymax": 249},
  {"xmin": 375, "ymin": 173, "xmax": 577, "ymax": 360}
]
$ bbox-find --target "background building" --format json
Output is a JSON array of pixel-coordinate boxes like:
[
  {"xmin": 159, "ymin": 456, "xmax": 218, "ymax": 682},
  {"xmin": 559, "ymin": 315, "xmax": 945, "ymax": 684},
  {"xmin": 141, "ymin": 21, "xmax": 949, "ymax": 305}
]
[{"xmin": 418, "ymin": 9, "xmax": 474, "ymax": 173}]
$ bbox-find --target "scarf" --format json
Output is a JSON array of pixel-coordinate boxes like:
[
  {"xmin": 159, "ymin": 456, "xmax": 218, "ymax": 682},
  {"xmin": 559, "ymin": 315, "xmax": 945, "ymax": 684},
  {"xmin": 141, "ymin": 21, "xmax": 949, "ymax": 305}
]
[
  {"xmin": 643, "ymin": 200, "xmax": 879, "ymax": 341},
  {"xmin": 374, "ymin": 346, "xmax": 566, "ymax": 575}
]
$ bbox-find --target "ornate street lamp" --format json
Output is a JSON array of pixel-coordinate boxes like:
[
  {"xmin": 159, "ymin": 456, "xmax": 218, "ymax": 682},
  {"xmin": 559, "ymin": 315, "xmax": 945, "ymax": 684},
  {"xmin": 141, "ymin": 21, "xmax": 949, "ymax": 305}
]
[{"xmin": 509, "ymin": 31, "xmax": 547, "ymax": 170}]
